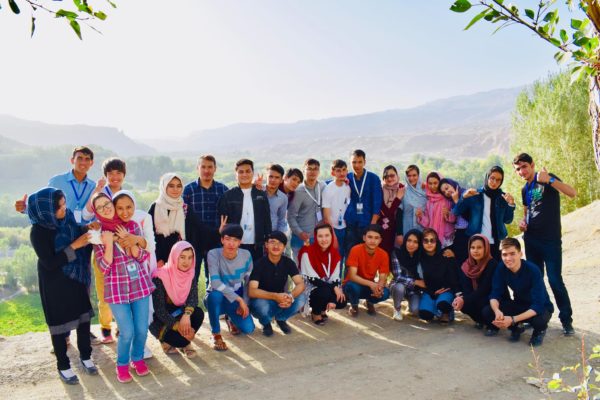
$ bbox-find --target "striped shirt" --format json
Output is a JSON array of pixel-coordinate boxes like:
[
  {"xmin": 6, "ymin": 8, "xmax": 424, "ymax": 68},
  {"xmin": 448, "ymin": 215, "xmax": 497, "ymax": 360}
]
[
  {"xmin": 183, "ymin": 179, "xmax": 228, "ymax": 227},
  {"xmin": 94, "ymin": 223, "xmax": 154, "ymax": 304}
]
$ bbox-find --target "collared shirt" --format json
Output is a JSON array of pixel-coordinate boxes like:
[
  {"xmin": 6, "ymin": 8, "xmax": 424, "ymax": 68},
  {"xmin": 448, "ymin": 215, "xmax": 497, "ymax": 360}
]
[
  {"xmin": 93, "ymin": 223, "xmax": 154, "ymax": 304},
  {"xmin": 344, "ymin": 170, "xmax": 383, "ymax": 228},
  {"xmin": 267, "ymin": 189, "xmax": 289, "ymax": 232},
  {"xmin": 278, "ymin": 182, "xmax": 295, "ymax": 208},
  {"xmin": 183, "ymin": 179, "xmax": 228, "ymax": 227},
  {"xmin": 48, "ymin": 170, "xmax": 96, "ymax": 224}
]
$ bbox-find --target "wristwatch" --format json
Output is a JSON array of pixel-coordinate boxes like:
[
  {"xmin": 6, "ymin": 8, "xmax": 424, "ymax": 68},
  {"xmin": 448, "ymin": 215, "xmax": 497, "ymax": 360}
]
[{"xmin": 549, "ymin": 177, "xmax": 556, "ymax": 184}]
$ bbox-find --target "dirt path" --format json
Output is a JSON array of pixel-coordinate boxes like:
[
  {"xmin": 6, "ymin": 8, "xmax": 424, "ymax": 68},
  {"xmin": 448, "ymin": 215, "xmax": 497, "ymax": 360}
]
[{"xmin": 1, "ymin": 202, "xmax": 598, "ymax": 400}]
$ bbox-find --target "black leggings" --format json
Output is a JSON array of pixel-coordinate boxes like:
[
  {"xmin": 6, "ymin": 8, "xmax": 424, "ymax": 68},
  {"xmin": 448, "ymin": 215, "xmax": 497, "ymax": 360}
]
[
  {"xmin": 309, "ymin": 286, "xmax": 347, "ymax": 315},
  {"xmin": 162, "ymin": 307, "xmax": 204, "ymax": 348},
  {"xmin": 50, "ymin": 321, "xmax": 91, "ymax": 370}
]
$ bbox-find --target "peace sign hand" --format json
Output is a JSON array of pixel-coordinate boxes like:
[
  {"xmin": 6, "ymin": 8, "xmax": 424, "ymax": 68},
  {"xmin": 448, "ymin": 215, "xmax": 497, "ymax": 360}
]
[
  {"xmin": 254, "ymin": 173, "xmax": 264, "ymax": 190},
  {"xmin": 219, "ymin": 215, "xmax": 228, "ymax": 233},
  {"xmin": 502, "ymin": 192, "xmax": 515, "ymax": 206}
]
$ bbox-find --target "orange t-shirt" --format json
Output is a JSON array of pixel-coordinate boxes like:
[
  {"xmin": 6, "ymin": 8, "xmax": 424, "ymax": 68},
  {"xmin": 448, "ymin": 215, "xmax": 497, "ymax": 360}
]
[{"xmin": 343, "ymin": 244, "xmax": 389, "ymax": 284}]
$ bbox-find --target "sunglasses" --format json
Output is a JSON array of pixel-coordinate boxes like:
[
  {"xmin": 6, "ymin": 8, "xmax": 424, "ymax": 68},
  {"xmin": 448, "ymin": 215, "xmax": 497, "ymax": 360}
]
[
  {"xmin": 422, "ymin": 238, "xmax": 436, "ymax": 244},
  {"xmin": 383, "ymin": 174, "xmax": 397, "ymax": 179}
]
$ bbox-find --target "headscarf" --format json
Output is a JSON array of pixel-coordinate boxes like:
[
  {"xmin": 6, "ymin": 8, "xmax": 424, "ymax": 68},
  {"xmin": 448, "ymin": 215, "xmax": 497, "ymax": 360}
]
[
  {"xmin": 439, "ymin": 178, "xmax": 465, "ymax": 199},
  {"xmin": 402, "ymin": 168, "xmax": 427, "ymax": 234},
  {"xmin": 91, "ymin": 192, "xmax": 134, "ymax": 232},
  {"xmin": 424, "ymin": 172, "xmax": 454, "ymax": 242},
  {"xmin": 112, "ymin": 190, "xmax": 147, "ymax": 229},
  {"xmin": 482, "ymin": 166, "xmax": 505, "ymax": 243},
  {"xmin": 28, "ymin": 187, "xmax": 92, "ymax": 286},
  {"xmin": 394, "ymin": 229, "xmax": 422, "ymax": 278},
  {"xmin": 382, "ymin": 166, "xmax": 402, "ymax": 207},
  {"xmin": 298, "ymin": 223, "xmax": 342, "ymax": 280},
  {"xmin": 152, "ymin": 241, "xmax": 196, "ymax": 306},
  {"xmin": 153, "ymin": 173, "xmax": 186, "ymax": 240},
  {"xmin": 461, "ymin": 234, "xmax": 493, "ymax": 289}
]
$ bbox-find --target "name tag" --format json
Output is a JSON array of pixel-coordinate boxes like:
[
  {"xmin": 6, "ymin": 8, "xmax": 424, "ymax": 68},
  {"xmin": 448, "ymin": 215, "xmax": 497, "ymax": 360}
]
[
  {"xmin": 74, "ymin": 209, "xmax": 82, "ymax": 224},
  {"xmin": 356, "ymin": 202, "xmax": 364, "ymax": 215},
  {"xmin": 316, "ymin": 210, "xmax": 323, "ymax": 221},
  {"xmin": 126, "ymin": 263, "xmax": 140, "ymax": 280}
]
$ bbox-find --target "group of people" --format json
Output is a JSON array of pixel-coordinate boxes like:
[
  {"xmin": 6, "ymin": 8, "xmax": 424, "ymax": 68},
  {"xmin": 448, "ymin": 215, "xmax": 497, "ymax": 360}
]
[{"xmin": 16, "ymin": 146, "xmax": 577, "ymax": 385}]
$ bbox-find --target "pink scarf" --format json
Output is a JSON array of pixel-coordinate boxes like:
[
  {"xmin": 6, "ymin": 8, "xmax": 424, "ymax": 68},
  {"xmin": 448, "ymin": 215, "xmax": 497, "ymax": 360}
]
[
  {"xmin": 424, "ymin": 187, "xmax": 455, "ymax": 246},
  {"xmin": 152, "ymin": 241, "xmax": 195, "ymax": 306}
]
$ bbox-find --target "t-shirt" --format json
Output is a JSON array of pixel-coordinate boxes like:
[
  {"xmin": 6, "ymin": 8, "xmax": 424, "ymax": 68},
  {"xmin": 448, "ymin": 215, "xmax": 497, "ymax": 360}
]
[
  {"xmin": 322, "ymin": 181, "xmax": 351, "ymax": 229},
  {"xmin": 250, "ymin": 255, "xmax": 299, "ymax": 293},
  {"xmin": 241, "ymin": 188, "xmax": 255, "ymax": 244},
  {"xmin": 521, "ymin": 173, "xmax": 562, "ymax": 241},
  {"xmin": 344, "ymin": 244, "xmax": 389, "ymax": 284}
]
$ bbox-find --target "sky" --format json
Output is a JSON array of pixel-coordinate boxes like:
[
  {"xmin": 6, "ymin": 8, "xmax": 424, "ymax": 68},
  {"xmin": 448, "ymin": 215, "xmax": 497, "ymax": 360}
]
[{"xmin": 0, "ymin": 0, "xmax": 567, "ymax": 139}]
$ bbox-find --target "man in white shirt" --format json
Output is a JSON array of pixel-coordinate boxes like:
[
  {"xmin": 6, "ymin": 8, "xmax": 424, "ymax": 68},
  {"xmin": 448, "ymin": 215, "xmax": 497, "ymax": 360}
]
[{"xmin": 322, "ymin": 159, "xmax": 351, "ymax": 264}]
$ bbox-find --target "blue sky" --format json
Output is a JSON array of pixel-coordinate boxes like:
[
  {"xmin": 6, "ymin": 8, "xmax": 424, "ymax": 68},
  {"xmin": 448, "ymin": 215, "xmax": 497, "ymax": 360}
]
[{"xmin": 0, "ymin": 1, "xmax": 569, "ymax": 139}]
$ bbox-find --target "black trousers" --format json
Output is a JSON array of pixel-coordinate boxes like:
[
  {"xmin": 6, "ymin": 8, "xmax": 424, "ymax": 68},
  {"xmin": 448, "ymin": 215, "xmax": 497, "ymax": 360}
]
[
  {"xmin": 50, "ymin": 321, "xmax": 91, "ymax": 370},
  {"xmin": 461, "ymin": 297, "xmax": 488, "ymax": 325},
  {"xmin": 482, "ymin": 300, "xmax": 552, "ymax": 333},
  {"xmin": 309, "ymin": 286, "xmax": 347, "ymax": 315},
  {"xmin": 162, "ymin": 307, "xmax": 205, "ymax": 348}
]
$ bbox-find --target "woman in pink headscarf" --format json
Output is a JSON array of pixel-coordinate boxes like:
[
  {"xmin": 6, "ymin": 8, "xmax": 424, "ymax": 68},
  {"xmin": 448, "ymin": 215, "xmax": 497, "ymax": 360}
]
[
  {"xmin": 417, "ymin": 172, "xmax": 456, "ymax": 248},
  {"xmin": 149, "ymin": 241, "xmax": 204, "ymax": 358}
]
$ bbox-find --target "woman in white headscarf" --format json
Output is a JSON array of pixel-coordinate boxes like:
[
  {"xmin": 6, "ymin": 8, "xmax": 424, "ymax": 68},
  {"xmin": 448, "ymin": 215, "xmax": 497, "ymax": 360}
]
[{"xmin": 400, "ymin": 164, "xmax": 427, "ymax": 235}]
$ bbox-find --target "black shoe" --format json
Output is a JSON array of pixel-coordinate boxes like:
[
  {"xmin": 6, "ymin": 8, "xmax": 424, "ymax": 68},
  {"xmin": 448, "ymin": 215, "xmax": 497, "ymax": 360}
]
[
  {"xmin": 509, "ymin": 326, "xmax": 525, "ymax": 342},
  {"xmin": 366, "ymin": 302, "xmax": 376, "ymax": 315},
  {"xmin": 484, "ymin": 328, "xmax": 499, "ymax": 337},
  {"xmin": 562, "ymin": 323, "xmax": 575, "ymax": 336},
  {"xmin": 262, "ymin": 323, "xmax": 273, "ymax": 337},
  {"xmin": 80, "ymin": 359, "xmax": 98, "ymax": 375},
  {"xmin": 58, "ymin": 369, "xmax": 79, "ymax": 385},
  {"xmin": 529, "ymin": 330, "xmax": 546, "ymax": 347},
  {"xmin": 276, "ymin": 320, "xmax": 292, "ymax": 334},
  {"xmin": 474, "ymin": 322, "xmax": 484, "ymax": 330}
]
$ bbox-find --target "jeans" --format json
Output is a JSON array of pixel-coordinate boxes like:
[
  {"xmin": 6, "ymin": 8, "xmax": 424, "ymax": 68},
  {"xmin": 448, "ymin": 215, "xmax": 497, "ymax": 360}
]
[
  {"xmin": 524, "ymin": 235, "xmax": 572, "ymax": 324},
  {"xmin": 109, "ymin": 296, "xmax": 150, "ymax": 366},
  {"xmin": 390, "ymin": 282, "xmax": 421, "ymax": 314},
  {"xmin": 419, "ymin": 292, "xmax": 454, "ymax": 321},
  {"xmin": 343, "ymin": 281, "xmax": 390, "ymax": 306},
  {"xmin": 205, "ymin": 290, "xmax": 255, "ymax": 335},
  {"xmin": 249, "ymin": 293, "xmax": 307, "ymax": 326}
]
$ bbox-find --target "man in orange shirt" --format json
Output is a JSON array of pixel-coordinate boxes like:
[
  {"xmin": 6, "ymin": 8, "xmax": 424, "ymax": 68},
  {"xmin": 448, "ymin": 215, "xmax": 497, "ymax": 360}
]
[{"xmin": 343, "ymin": 224, "xmax": 390, "ymax": 316}]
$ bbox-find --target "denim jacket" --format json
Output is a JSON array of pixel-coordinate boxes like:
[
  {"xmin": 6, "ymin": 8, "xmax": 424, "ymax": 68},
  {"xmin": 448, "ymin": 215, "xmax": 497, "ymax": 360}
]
[{"xmin": 452, "ymin": 187, "xmax": 515, "ymax": 240}]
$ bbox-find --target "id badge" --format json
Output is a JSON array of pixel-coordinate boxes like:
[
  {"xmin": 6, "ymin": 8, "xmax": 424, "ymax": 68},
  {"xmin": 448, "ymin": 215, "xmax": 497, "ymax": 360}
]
[
  {"xmin": 74, "ymin": 209, "xmax": 82, "ymax": 224},
  {"xmin": 356, "ymin": 202, "xmax": 364, "ymax": 215},
  {"xmin": 126, "ymin": 263, "xmax": 140, "ymax": 280},
  {"xmin": 316, "ymin": 210, "xmax": 323, "ymax": 221}
]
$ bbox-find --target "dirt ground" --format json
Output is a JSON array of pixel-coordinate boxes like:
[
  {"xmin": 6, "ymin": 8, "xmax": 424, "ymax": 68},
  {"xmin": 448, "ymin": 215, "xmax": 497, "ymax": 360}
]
[{"xmin": 1, "ymin": 202, "xmax": 599, "ymax": 400}]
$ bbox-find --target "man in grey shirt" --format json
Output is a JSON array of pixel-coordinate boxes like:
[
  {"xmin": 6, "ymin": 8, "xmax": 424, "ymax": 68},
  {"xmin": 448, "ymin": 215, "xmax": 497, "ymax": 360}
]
[
  {"xmin": 265, "ymin": 164, "xmax": 289, "ymax": 232},
  {"xmin": 287, "ymin": 158, "xmax": 326, "ymax": 261}
]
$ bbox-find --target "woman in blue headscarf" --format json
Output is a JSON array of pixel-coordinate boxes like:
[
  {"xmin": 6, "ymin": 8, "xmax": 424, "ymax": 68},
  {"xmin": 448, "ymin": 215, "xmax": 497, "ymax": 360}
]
[
  {"xmin": 400, "ymin": 164, "xmax": 427, "ymax": 235},
  {"xmin": 28, "ymin": 187, "xmax": 98, "ymax": 385}
]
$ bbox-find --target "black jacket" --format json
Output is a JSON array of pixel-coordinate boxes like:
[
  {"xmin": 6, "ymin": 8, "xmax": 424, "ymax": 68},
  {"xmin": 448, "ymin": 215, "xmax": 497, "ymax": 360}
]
[{"xmin": 217, "ymin": 186, "xmax": 272, "ymax": 246}]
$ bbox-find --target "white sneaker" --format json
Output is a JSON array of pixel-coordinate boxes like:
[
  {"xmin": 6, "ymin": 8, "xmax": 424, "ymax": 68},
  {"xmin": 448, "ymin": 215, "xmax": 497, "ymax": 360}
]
[
  {"xmin": 143, "ymin": 345, "xmax": 153, "ymax": 359},
  {"xmin": 393, "ymin": 310, "xmax": 403, "ymax": 321}
]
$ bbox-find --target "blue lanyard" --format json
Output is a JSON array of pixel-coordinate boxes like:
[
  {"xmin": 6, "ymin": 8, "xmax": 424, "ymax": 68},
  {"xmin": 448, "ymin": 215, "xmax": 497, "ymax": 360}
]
[
  {"xmin": 69, "ymin": 180, "xmax": 88, "ymax": 208},
  {"xmin": 524, "ymin": 173, "xmax": 537, "ymax": 207}
]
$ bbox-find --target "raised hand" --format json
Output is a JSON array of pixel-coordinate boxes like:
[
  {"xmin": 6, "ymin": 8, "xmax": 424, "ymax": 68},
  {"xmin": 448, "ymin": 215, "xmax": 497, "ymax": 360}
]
[
  {"xmin": 14, "ymin": 194, "xmax": 27, "ymax": 213},
  {"xmin": 254, "ymin": 173, "xmax": 264, "ymax": 190},
  {"xmin": 451, "ymin": 189, "xmax": 459, "ymax": 203},
  {"xmin": 219, "ymin": 215, "xmax": 228, "ymax": 233},
  {"xmin": 502, "ymin": 192, "xmax": 515, "ymax": 206},
  {"xmin": 94, "ymin": 177, "xmax": 107, "ymax": 192},
  {"xmin": 415, "ymin": 208, "xmax": 423, "ymax": 218},
  {"xmin": 396, "ymin": 186, "xmax": 406, "ymax": 200},
  {"xmin": 518, "ymin": 219, "xmax": 528, "ymax": 232},
  {"xmin": 462, "ymin": 188, "xmax": 478, "ymax": 199},
  {"xmin": 537, "ymin": 167, "xmax": 550, "ymax": 183}
]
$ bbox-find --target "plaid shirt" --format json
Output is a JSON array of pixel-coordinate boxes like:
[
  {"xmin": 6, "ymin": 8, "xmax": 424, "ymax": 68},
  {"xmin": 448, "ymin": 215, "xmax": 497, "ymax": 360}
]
[
  {"xmin": 183, "ymin": 179, "xmax": 228, "ymax": 227},
  {"xmin": 94, "ymin": 223, "xmax": 154, "ymax": 304}
]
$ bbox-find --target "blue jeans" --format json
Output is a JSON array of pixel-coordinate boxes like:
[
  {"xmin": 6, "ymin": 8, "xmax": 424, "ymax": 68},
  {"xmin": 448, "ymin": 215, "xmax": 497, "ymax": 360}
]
[
  {"xmin": 109, "ymin": 296, "xmax": 150, "ymax": 366},
  {"xmin": 419, "ymin": 291, "xmax": 454, "ymax": 321},
  {"xmin": 343, "ymin": 281, "xmax": 390, "ymax": 306},
  {"xmin": 249, "ymin": 294, "xmax": 307, "ymax": 326},
  {"xmin": 524, "ymin": 236, "xmax": 572, "ymax": 324},
  {"xmin": 205, "ymin": 290, "xmax": 255, "ymax": 335}
]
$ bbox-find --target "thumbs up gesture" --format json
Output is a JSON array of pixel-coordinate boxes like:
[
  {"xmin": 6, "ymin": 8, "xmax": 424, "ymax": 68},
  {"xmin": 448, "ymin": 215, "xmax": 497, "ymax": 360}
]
[
  {"xmin": 537, "ymin": 167, "xmax": 550, "ymax": 183},
  {"xmin": 502, "ymin": 192, "xmax": 515, "ymax": 206},
  {"xmin": 14, "ymin": 194, "xmax": 27, "ymax": 213}
]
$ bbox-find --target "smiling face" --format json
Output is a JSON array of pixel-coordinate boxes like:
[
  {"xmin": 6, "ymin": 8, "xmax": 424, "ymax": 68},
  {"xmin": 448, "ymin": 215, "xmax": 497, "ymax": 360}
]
[
  {"xmin": 236, "ymin": 164, "xmax": 254, "ymax": 188},
  {"xmin": 55, "ymin": 196, "xmax": 67, "ymax": 220},
  {"xmin": 316, "ymin": 226, "xmax": 333, "ymax": 251},
  {"xmin": 71, "ymin": 151, "xmax": 94, "ymax": 176},
  {"xmin": 266, "ymin": 238, "xmax": 285, "ymax": 257},
  {"xmin": 427, "ymin": 177, "xmax": 440, "ymax": 193},
  {"xmin": 487, "ymin": 171, "xmax": 503, "ymax": 190},
  {"xmin": 405, "ymin": 233, "xmax": 420, "ymax": 255},
  {"xmin": 177, "ymin": 248, "xmax": 195, "ymax": 272},
  {"xmin": 501, "ymin": 245, "xmax": 522, "ymax": 272},
  {"xmin": 440, "ymin": 182, "xmax": 455, "ymax": 198},
  {"xmin": 114, "ymin": 196, "xmax": 135, "ymax": 222},
  {"xmin": 106, "ymin": 169, "xmax": 125, "ymax": 191},
  {"xmin": 350, "ymin": 155, "xmax": 365, "ymax": 175},
  {"xmin": 166, "ymin": 177, "xmax": 183, "ymax": 198},
  {"xmin": 422, "ymin": 232, "xmax": 438, "ymax": 255},
  {"xmin": 93, "ymin": 195, "xmax": 115, "ymax": 219},
  {"xmin": 513, "ymin": 161, "xmax": 535, "ymax": 182},
  {"xmin": 469, "ymin": 238, "xmax": 486, "ymax": 263},
  {"xmin": 383, "ymin": 168, "xmax": 399, "ymax": 186},
  {"xmin": 406, "ymin": 168, "xmax": 419, "ymax": 187}
]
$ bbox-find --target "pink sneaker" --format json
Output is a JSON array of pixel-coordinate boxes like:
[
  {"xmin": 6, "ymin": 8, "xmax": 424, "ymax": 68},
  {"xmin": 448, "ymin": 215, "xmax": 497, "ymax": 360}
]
[
  {"xmin": 130, "ymin": 360, "xmax": 150, "ymax": 377},
  {"xmin": 116, "ymin": 365, "xmax": 132, "ymax": 383}
]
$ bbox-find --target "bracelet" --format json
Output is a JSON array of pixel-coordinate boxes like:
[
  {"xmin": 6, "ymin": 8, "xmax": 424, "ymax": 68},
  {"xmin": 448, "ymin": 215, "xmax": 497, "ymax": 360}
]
[{"xmin": 511, "ymin": 316, "xmax": 516, "ymax": 326}]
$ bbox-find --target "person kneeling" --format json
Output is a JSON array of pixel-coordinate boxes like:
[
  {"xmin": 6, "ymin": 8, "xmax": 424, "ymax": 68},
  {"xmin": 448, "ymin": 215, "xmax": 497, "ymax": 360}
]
[
  {"xmin": 249, "ymin": 231, "xmax": 306, "ymax": 336},
  {"xmin": 150, "ymin": 241, "xmax": 204, "ymax": 358},
  {"xmin": 343, "ymin": 224, "xmax": 390, "ymax": 317},
  {"xmin": 482, "ymin": 237, "xmax": 554, "ymax": 347}
]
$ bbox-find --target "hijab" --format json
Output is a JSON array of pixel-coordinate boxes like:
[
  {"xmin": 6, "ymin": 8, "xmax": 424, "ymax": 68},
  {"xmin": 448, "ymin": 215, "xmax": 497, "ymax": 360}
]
[
  {"xmin": 482, "ymin": 166, "xmax": 505, "ymax": 243},
  {"xmin": 402, "ymin": 168, "xmax": 427, "ymax": 233},
  {"xmin": 394, "ymin": 229, "xmax": 422, "ymax": 278},
  {"xmin": 152, "ymin": 241, "xmax": 195, "ymax": 306},
  {"xmin": 424, "ymin": 172, "xmax": 454, "ymax": 241},
  {"xmin": 461, "ymin": 234, "xmax": 493, "ymax": 289},
  {"xmin": 382, "ymin": 166, "xmax": 402, "ymax": 207},
  {"xmin": 153, "ymin": 173, "xmax": 186, "ymax": 239},
  {"xmin": 439, "ymin": 178, "xmax": 465, "ymax": 199},
  {"xmin": 28, "ymin": 187, "xmax": 92, "ymax": 286},
  {"xmin": 298, "ymin": 223, "xmax": 342, "ymax": 280},
  {"xmin": 112, "ymin": 190, "xmax": 147, "ymax": 229},
  {"xmin": 91, "ymin": 192, "xmax": 135, "ymax": 232}
]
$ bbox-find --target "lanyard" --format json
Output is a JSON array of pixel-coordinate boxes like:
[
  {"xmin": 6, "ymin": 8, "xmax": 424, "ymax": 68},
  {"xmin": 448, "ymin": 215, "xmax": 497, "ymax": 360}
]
[
  {"xmin": 321, "ymin": 253, "xmax": 332, "ymax": 278},
  {"xmin": 69, "ymin": 180, "xmax": 88, "ymax": 207},
  {"xmin": 304, "ymin": 183, "xmax": 321, "ymax": 206},
  {"xmin": 524, "ymin": 173, "xmax": 537, "ymax": 207},
  {"xmin": 352, "ymin": 170, "xmax": 368, "ymax": 200}
]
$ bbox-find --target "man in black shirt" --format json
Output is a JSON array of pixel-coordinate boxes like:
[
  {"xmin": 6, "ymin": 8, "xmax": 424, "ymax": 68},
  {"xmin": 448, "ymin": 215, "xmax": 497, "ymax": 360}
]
[
  {"xmin": 513, "ymin": 153, "xmax": 577, "ymax": 336},
  {"xmin": 248, "ymin": 231, "xmax": 306, "ymax": 336}
]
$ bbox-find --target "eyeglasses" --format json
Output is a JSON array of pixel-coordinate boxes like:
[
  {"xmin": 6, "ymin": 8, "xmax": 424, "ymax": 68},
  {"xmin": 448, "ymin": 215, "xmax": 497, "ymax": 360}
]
[
  {"xmin": 422, "ymin": 238, "xmax": 436, "ymax": 244},
  {"xmin": 383, "ymin": 174, "xmax": 396, "ymax": 179},
  {"xmin": 96, "ymin": 201, "xmax": 113, "ymax": 213},
  {"xmin": 267, "ymin": 240, "xmax": 284, "ymax": 247}
]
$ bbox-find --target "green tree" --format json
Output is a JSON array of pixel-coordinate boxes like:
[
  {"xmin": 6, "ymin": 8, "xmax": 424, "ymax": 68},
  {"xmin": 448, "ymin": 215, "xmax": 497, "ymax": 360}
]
[
  {"xmin": 11, "ymin": 245, "xmax": 38, "ymax": 292},
  {"xmin": 450, "ymin": 0, "xmax": 600, "ymax": 171}
]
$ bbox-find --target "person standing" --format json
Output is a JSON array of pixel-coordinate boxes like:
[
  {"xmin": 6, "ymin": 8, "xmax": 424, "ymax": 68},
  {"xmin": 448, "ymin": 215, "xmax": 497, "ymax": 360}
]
[
  {"xmin": 379, "ymin": 165, "xmax": 405, "ymax": 256},
  {"xmin": 513, "ymin": 153, "xmax": 576, "ymax": 336},
  {"xmin": 400, "ymin": 164, "xmax": 427, "ymax": 235},
  {"xmin": 265, "ymin": 164, "xmax": 289, "ymax": 233},
  {"xmin": 321, "ymin": 159, "xmax": 351, "ymax": 260}
]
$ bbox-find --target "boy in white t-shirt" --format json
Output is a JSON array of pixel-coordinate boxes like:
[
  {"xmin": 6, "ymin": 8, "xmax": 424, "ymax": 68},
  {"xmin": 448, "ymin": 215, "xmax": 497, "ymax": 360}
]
[{"xmin": 322, "ymin": 159, "xmax": 351, "ymax": 263}]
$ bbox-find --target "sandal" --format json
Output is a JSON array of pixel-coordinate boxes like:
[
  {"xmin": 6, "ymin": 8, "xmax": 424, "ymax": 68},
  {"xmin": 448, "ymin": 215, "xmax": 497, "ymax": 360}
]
[
  {"xmin": 225, "ymin": 316, "xmax": 241, "ymax": 336},
  {"xmin": 320, "ymin": 313, "xmax": 329, "ymax": 321},
  {"xmin": 212, "ymin": 334, "xmax": 228, "ymax": 351},
  {"xmin": 161, "ymin": 342, "xmax": 178, "ymax": 354},
  {"xmin": 182, "ymin": 345, "xmax": 197, "ymax": 359},
  {"xmin": 312, "ymin": 314, "xmax": 326, "ymax": 326}
]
